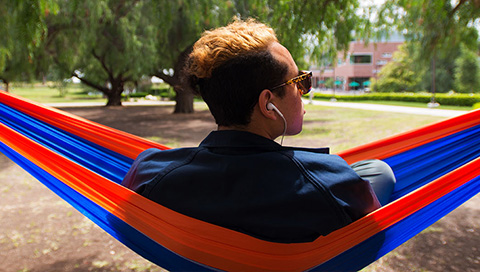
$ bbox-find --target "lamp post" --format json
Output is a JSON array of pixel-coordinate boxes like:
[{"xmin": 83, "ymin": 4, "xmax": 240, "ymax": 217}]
[{"xmin": 428, "ymin": 49, "xmax": 440, "ymax": 108}]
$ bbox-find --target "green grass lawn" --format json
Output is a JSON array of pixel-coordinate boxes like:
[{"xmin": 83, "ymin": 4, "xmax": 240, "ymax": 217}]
[
  {"xmin": 285, "ymin": 104, "xmax": 444, "ymax": 153},
  {"xmin": 332, "ymin": 99, "xmax": 472, "ymax": 111},
  {"xmin": 7, "ymin": 83, "xmax": 107, "ymax": 104},
  {"xmin": 4, "ymin": 83, "xmax": 474, "ymax": 111},
  {"xmin": 313, "ymin": 97, "xmax": 472, "ymax": 111}
]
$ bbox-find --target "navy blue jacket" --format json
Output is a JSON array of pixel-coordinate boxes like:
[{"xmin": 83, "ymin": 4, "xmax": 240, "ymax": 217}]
[{"xmin": 122, "ymin": 130, "xmax": 380, "ymax": 243}]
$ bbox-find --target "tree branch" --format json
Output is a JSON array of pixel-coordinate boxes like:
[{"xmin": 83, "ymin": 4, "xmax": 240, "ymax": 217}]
[
  {"xmin": 449, "ymin": 0, "xmax": 467, "ymax": 18},
  {"xmin": 72, "ymin": 71, "xmax": 109, "ymax": 93},
  {"xmin": 154, "ymin": 71, "xmax": 175, "ymax": 85},
  {"xmin": 91, "ymin": 49, "xmax": 113, "ymax": 80},
  {"xmin": 113, "ymin": 0, "xmax": 141, "ymax": 22}
]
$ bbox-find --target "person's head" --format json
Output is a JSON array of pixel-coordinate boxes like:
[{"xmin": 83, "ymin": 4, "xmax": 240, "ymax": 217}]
[{"xmin": 185, "ymin": 19, "xmax": 309, "ymax": 139}]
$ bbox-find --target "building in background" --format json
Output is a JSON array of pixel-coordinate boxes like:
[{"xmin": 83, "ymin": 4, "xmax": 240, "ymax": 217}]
[{"xmin": 311, "ymin": 35, "xmax": 404, "ymax": 92}]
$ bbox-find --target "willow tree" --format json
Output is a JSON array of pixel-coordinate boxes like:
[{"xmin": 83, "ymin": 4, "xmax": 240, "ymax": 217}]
[
  {"xmin": 10, "ymin": 0, "xmax": 368, "ymax": 109},
  {"xmin": 152, "ymin": 0, "xmax": 365, "ymax": 113},
  {"xmin": 44, "ymin": 0, "xmax": 162, "ymax": 106},
  {"xmin": 151, "ymin": 1, "xmax": 233, "ymax": 113},
  {"xmin": 0, "ymin": 0, "xmax": 58, "ymax": 91}
]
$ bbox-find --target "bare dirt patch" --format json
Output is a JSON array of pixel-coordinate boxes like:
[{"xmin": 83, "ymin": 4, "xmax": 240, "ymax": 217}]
[{"xmin": 0, "ymin": 105, "xmax": 478, "ymax": 272}]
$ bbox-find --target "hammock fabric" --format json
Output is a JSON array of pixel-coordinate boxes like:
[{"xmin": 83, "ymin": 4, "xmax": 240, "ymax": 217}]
[{"xmin": 0, "ymin": 90, "xmax": 479, "ymax": 272}]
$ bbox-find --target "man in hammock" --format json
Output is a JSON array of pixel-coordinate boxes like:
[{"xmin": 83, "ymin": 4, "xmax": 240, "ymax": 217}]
[{"xmin": 122, "ymin": 19, "xmax": 395, "ymax": 243}]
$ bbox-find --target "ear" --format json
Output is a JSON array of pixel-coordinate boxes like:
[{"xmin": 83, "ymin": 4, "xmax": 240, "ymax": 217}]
[{"xmin": 258, "ymin": 89, "xmax": 277, "ymax": 120}]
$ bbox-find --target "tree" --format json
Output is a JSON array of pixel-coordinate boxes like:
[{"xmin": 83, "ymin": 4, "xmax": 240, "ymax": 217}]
[
  {"xmin": 376, "ymin": 0, "xmax": 480, "ymax": 58},
  {"xmin": 151, "ymin": 0, "xmax": 366, "ymax": 113},
  {"xmin": 374, "ymin": 0, "xmax": 480, "ymax": 100},
  {"xmin": 0, "ymin": 44, "xmax": 37, "ymax": 92},
  {"xmin": 5, "ymin": 0, "xmax": 370, "ymax": 109},
  {"xmin": 43, "ymin": 0, "xmax": 161, "ymax": 106},
  {"xmin": 0, "ymin": 0, "xmax": 58, "ymax": 90},
  {"xmin": 373, "ymin": 44, "xmax": 425, "ymax": 92},
  {"xmin": 420, "ymin": 40, "xmax": 463, "ymax": 93},
  {"xmin": 373, "ymin": 39, "xmax": 478, "ymax": 93},
  {"xmin": 455, "ymin": 45, "xmax": 480, "ymax": 93},
  {"xmin": 151, "ymin": 1, "xmax": 233, "ymax": 113}
]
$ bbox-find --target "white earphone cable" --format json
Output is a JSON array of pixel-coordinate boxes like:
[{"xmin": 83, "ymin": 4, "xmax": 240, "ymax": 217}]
[
  {"xmin": 267, "ymin": 103, "xmax": 287, "ymax": 145},
  {"xmin": 279, "ymin": 113, "xmax": 287, "ymax": 145}
]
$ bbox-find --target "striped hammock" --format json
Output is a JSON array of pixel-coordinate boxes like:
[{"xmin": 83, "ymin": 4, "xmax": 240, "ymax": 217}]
[{"xmin": 0, "ymin": 90, "xmax": 479, "ymax": 272}]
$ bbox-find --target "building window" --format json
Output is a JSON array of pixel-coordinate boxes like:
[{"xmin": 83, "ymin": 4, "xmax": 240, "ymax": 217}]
[
  {"xmin": 376, "ymin": 60, "xmax": 388, "ymax": 65},
  {"xmin": 350, "ymin": 54, "xmax": 372, "ymax": 64},
  {"xmin": 382, "ymin": 52, "xmax": 392, "ymax": 58}
]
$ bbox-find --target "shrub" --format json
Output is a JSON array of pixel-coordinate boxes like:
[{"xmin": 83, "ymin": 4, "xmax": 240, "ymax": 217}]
[
  {"xmin": 126, "ymin": 92, "xmax": 149, "ymax": 98},
  {"xmin": 150, "ymin": 87, "xmax": 175, "ymax": 99},
  {"xmin": 312, "ymin": 92, "xmax": 480, "ymax": 107}
]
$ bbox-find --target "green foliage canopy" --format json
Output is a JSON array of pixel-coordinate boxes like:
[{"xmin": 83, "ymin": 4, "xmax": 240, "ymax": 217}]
[
  {"xmin": 375, "ymin": 0, "xmax": 480, "ymax": 61},
  {"xmin": 455, "ymin": 45, "xmax": 480, "ymax": 93},
  {"xmin": 0, "ymin": 0, "xmax": 58, "ymax": 89},
  {"xmin": 371, "ymin": 0, "xmax": 480, "ymax": 94},
  {"xmin": 44, "ymin": 0, "xmax": 162, "ymax": 105},
  {"xmin": 153, "ymin": 0, "xmax": 367, "ymax": 112},
  {"xmin": 373, "ymin": 44, "xmax": 424, "ymax": 93},
  {"xmin": 4, "ymin": 0, "xmax": 371, "ymax": 109}
]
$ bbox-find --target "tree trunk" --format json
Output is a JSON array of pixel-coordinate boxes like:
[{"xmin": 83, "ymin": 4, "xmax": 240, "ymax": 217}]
[
  {"xmin": 73, "ymin": 72, "xmax": 125, "ymax": 107},
  {"xmin": 174, "ymin": 85, "xmax": 194, "ymax": 113},
  {"xmin": 105, "ymin": 80, "xmax": 124, "ymax": 106},
  {"xmin": 155, "ymin": 45, "xmax": 195, "ymax": 114},
  {"xmin": 105, "ymin": 92, "xmax": 123, "ymax": 106},
  {"xmin": 0, "ymin": 78, "xmax": 9, "ymax": 92},
  {"xmin": 431, "ymin": 50, "xmax": 437, "ymax": 104}
]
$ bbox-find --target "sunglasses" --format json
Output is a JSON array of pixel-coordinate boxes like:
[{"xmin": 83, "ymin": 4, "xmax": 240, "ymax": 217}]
[{"xmin": 270, "ymin": 71, "xmax": 312, "ymax": 95}]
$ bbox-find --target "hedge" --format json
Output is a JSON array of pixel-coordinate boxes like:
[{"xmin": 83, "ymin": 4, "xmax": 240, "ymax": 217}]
[
  {"xmin": 121, "ymin": 87, "xmax": 176, "ymax": 100},
  {"xmin": 125, "ymin": 92, "xmax": 150, "ymax": 98},
  {"xmin": 150, "ymin": 87, "xmax": 175, "ymax": 99},
  {"xmin": 313, "ymin": 92, "xmax": 480, "ymax": 107}
]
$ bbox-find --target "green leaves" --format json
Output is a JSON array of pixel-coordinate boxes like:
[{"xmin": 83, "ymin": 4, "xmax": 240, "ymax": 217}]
[
  {"xmin": 454, "ymin": 45, "xmax": 480, "ymax": 93},
  {"xmin": 3, "ymin": 0, "xmax": 370, "ymax": 105},
  {"xmin": 0, "ymin": 0, "xmax": 60, "ymax": 84},
  {"xmin": 375, "ymin": 0, "xmax": 479, "ymax": 61}
]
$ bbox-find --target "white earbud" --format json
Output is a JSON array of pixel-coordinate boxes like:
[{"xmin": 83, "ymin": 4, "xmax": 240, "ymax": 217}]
[
  {"xmin": 267, "ymin": 103, "xmax": 287, "ymax": 145},
  {"xmin": 267, "ymin": 102, "xmax": 275, "ymax": 110},
  {"xmin": 267, "ymin": 103, "xmax": 283, "ymax": 117}
]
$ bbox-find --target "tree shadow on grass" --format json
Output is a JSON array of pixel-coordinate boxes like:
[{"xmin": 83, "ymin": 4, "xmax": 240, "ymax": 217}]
[
  {"xmin": 0, "ymin": 153, "xmax": 15, "ymax": 169},
  {"xmin": 60, "ymin": 105, "xmax": 217, "ymax": 147},
  {"xmin": 28, "ymin": 255, "xmax": 129, "ymax": 272}
]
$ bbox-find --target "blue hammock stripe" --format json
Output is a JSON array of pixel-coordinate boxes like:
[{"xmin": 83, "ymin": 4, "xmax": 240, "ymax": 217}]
[
  {"xmin": 386, "ymin": 124, "xmax": 480, "ymax": 200},
  {"xmin": 0, "ymin": 103, "xmax": 132, "ymax": 182}
]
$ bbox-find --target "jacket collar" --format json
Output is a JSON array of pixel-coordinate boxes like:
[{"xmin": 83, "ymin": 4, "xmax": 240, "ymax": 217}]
[{"xmin": 200, "ymin": 130, "xmax": 329, "ymax": 154}]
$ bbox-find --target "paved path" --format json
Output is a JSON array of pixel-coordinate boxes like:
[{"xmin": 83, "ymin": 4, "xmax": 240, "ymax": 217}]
[
  {"xmin": 45, "ymin": 100, "xmax": 176, "ymax": 107},
  {"xmin": 46, "ymin": 99, "xmax": 470, "ymax": 118},
  {"xmin": 305, "ymin": 100, "xmax": 469, "ymax": 118}
]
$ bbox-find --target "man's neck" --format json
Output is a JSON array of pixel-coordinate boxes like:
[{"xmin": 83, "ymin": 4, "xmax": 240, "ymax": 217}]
[{"xmin": 217, "ymin": 124, "xmax": 276, "ymax": 141}]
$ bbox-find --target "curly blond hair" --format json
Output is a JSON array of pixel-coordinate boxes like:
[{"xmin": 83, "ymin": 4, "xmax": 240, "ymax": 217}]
[{"xmin": 187, "ymin": 19, "xmax": 278, "ymax": 79}]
